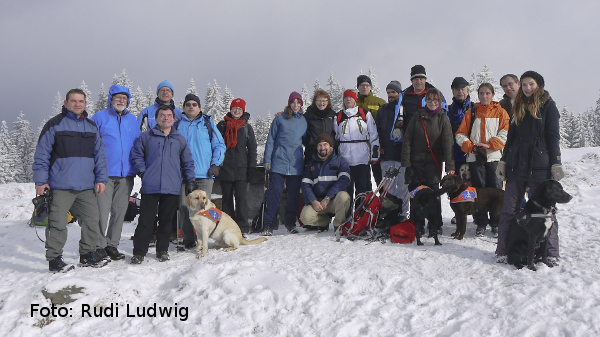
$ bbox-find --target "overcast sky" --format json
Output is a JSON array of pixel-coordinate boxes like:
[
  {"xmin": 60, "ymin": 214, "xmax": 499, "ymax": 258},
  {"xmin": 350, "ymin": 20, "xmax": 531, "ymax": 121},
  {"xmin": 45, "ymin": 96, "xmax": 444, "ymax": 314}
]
[{"xmin": 2, "ymin": 0, "xmax": 599, "ymax": 129}]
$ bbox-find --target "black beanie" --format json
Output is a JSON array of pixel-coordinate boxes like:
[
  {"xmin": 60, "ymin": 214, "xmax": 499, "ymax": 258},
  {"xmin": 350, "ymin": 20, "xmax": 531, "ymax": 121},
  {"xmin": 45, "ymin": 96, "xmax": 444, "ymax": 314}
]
[
  {"xmin": 183, "ymin": 93, "xmax": 201, "ymax": 107},
  {"xmin": 410, "ymin": 65, "xmax": 426, "ymax": 80},
  {"xmin": 357, "ymin": 75, "xmax": 372, "ymax": 88},
  {"xmin": 386, "ymin": 80, "xmax": 402, "ymax": 93},
  {"xmin": 451, "ymin": 77, "xmax": 469, "ymax": 89},
  {"xmin": 520, "ymin": 71, "xmax": 545, "ymax": 88}
]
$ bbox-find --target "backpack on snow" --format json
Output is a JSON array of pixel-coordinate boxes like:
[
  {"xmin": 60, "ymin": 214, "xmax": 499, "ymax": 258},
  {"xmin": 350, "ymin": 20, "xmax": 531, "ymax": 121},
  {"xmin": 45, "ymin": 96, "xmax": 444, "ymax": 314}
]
[{"xmin": 390, "ymin": 219, "xmax": 416, "ymax": 244}]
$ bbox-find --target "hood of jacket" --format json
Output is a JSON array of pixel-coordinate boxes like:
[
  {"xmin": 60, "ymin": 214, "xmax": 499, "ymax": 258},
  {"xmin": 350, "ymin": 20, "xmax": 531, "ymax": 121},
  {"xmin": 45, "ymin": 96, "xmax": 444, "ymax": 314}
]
[{"xmin": 107, "ymin": 85, "xmax": 131, "ymax": 114}]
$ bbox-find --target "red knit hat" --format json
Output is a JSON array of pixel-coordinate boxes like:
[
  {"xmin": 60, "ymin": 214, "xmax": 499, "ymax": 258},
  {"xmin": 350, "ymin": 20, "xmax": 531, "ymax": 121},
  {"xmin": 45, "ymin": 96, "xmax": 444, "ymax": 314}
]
[
  {"xmin": 343, "ymin": 90, "xmax": 357, "ymax": 102},
  {"xmin": 230, "ymin": 98, "xmax": 246, "ymax": 112},
  {"xmin": 288, "ymin": 91, "xmax": 303, "ymax": 106}
]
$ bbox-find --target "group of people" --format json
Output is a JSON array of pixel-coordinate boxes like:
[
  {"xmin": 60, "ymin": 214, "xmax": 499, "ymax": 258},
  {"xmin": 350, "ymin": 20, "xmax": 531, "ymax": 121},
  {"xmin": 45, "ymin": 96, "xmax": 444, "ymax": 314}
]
[{"xmin": 33, "ymin": 65, "xmax": 564, "ymax": 271}]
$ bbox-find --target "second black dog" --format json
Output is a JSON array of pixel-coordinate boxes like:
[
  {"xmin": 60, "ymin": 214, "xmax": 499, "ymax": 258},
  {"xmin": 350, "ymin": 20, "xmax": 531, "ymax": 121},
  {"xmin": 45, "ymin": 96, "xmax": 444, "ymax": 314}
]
[{"xmin": 408, "ymin": 180, "xmax": 451, "ymax": 246}]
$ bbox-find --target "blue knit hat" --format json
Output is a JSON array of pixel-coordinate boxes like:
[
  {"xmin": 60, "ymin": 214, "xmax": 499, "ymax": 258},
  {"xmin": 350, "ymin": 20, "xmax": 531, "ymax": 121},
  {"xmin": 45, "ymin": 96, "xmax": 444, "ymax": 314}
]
[{"xmin": 156, "ymin": 80, "xmax": 175, "ymax": 95}]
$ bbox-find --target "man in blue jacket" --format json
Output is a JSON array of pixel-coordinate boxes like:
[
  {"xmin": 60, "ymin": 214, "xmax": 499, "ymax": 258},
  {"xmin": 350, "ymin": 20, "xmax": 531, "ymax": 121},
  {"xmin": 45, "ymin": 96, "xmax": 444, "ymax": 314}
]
[
  {"xmin": 137, "ymin": 80, "xmax": 183, "ymax": 131},
  {"xmin": 177, "ymin": 93, "xmax": 225, "ymax": 248},
  {"xmin": 33, "ymin": 88, "xmax": 109, "ymax": 272},
  {"xmin": 130, "ymin": 105, "xmax": 195, "ymax": 264},
  {"xmin": 300, "ymin": 134, "xmax": 351, "ymax": 232},
  {"xmin": 91, "ymin": 84, "xmax": 140, "ymax": 261}
]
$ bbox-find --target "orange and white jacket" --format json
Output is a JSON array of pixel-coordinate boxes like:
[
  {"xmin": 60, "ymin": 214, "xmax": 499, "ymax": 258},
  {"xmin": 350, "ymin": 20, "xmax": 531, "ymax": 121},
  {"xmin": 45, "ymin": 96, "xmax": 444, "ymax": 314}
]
[{"xmin": 455, "ymin": 101, "xmax": 510, "ymax": 163}]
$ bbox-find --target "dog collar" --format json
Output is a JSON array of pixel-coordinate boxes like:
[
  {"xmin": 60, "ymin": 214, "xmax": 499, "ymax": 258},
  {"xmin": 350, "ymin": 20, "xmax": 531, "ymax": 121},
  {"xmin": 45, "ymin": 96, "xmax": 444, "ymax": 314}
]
[
  {"xmin": 450, "ymin": 186, "xmax": 477, "ymax": 203},
  {"xmin": 532, "ymin": 200, "xmax": 556, "ymax": 215},
  {"xmin": 409, "ymin": 185, "xmax": 431, "ymax": 198}
]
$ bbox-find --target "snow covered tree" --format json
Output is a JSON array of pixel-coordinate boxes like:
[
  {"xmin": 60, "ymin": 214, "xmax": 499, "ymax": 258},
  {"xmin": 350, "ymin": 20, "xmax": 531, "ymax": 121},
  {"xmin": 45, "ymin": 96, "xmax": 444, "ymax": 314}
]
[
  {"xmin": 468, "ymin": 65, "xmax": 504, "ymax": 103},
  {"xmin": 79, "ymin": 81, "xmax": 95, "ymax": 117},
  {"xmin": 12, "ymin": 113, "xmax": 35, "ymax": 182},
  {"xmin": 221, "ymin": 85, "xmax": 234, "ymax": 116},
  {"xmin": 326, "ymin": 72, "xmax": 345, "ymax": 112},
  {"xmin": 204, "ymin": 80, "xmax": 226, "ymax": 122},
  {"xmin": 592, "ymin": 91, "xmax": 600, "ymax": 147},
  {"xmin": 368, "ymin": 67, "xmax": 381, "ymax": 96},
  {"xmin": 95, "ymin": 83, "xmax": 108, "ymax": 113},
  {"xmin": 129, "ymin": 86, "xmax": 146, "ymax": 117},
  {"xmin": 313, "ymin": 78, "xmax": 322, "ymax": 93},
  {"xmin": 52, "ymin": 91, "xmax": 63, "ymax": 117},
  {"xmin": 300, "ymin": 84, "xmax": 310, "ymax": 113},
  {"xmin": 0, "ymin": 120, "xmax": 15, "ymax": 184},
  {"xmin": 111, "ymin": 69, "xmax": 134, "ymax": 89},
  {"xmin": 178, "ymin": 78, "xmax": 200, "ymax": 109},
  {"xmin": 146, "ymin": 87, "xmax": 155, "ymax": 107},
  {"xmin": 559, "ymin": 105, "xmax": 573, "ymax": 149}
]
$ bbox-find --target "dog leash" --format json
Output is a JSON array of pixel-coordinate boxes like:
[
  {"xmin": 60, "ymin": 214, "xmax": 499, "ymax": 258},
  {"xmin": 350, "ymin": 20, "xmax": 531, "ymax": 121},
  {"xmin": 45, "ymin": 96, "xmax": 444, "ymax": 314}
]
[{"xmin": 421, "ymin": 117, "xmax": 441, "ymax": 173}]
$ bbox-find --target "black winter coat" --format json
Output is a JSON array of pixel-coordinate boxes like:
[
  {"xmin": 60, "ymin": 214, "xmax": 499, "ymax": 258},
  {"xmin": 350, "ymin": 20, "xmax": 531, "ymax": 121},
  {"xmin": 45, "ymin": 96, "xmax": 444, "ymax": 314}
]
[
  {"xmin": 502, "ymin": 93, "xmax": 561, "ymax": 182},
  {"xmin": 303, "ymin": 105, "xmax": 336, "ymax": 164},
  {"xmin": 217, "ymin": 112, "xmax": 258, "ymax": 182},
  {"xmin": 375, "ymin": 99, "xmax": 403, "ymax": 162},
  {"xmin": 499, "ymin": 94, "xmax": 514, "ymax": 120},
  {"xmin": 401, "ymin": 82, "xmax": 444, "ymax": 130}
]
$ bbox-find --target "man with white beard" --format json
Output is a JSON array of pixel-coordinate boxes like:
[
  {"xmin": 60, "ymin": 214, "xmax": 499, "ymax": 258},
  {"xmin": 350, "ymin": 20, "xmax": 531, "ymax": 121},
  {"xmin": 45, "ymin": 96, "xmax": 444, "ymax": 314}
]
[{"xmin": 90, "ymin": 84, "xmax": 141, "ymax": 261}]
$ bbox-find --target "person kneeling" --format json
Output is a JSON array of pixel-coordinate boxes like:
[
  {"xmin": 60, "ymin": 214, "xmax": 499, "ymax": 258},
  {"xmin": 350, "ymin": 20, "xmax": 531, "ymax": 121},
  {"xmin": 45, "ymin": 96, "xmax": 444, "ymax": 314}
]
[{"xmin": 300, "ymin": 134, "xmax": 351, "ymax": 232}]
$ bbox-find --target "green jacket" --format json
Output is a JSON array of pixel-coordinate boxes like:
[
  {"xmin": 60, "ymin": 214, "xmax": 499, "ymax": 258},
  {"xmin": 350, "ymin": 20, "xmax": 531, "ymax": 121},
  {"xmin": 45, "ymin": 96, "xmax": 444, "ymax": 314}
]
[{"xmin": 357, "ymin": 91, "xmax": 386, "ymax": 119}]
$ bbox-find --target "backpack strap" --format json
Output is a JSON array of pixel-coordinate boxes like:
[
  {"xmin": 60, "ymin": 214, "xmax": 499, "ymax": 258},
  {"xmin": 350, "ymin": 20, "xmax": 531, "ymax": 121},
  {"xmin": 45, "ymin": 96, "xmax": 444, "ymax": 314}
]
[
  {"xmin": 468, "ymin": 105, "xmax": 477, "ymax": 138},
  {"xmin": 337, "ymin": 108, "xmax": 367, "ymax": 124}
]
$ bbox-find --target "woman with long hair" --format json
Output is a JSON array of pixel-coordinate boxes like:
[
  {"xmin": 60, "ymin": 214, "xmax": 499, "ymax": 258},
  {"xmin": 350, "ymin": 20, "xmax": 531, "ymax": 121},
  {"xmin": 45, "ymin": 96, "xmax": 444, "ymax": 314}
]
[
  {"xmin": 495, "ymin": 71, "xmax": 563, "ymax": 265},
  {"xmin": 262, "ymin": 92, "xmax": 307, "ymax": 235},
  {"xmin": 455, "ymin": 83, "xmax": 510, "ymax": 237}
]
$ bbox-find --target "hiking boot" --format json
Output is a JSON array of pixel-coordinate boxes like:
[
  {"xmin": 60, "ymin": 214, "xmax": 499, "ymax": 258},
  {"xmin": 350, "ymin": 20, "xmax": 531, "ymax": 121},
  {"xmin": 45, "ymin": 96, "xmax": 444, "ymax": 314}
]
[
  {"xmin": 547, "ymin": 256, "xmax": 560, "ymax": 266},
  {"xmin": 79, "ymin": 251, "xmax": 108, "ymax": 268},
  {"xmin": 105, "ymin": 246, "xmax": 125, "ymax": 260},
  {"xmin": 287, "ymin": 226, "xmax": 299, "ymax": 234},
  {"xmin": 183, "ymin": 239, "xmax": 197, "ymax": 249},
  {"xmin": 475, "ymin": 226, "xmax": 486, "ymax": 237},
  {"xmin": 491, "ymin": 226, "xmax": 499, "ymax": 238},
  {"xmin": 48, "ymin": 256, "xmax": 74, "ymax": 272},
  {"xmin": 130, "ymin": 255, "xmax": 144, "ymax": 265},
  {"xmin": 261, "ymin": 228, "xmax": 273, "ymax": 236},
  {"xmin": 157, "ymin": 251, "xmax": 170, "ymax": 262},
  {"xmin": 495, "ymin": 254, "xmax": 507, "ymax": 264},
  {"xmin": 96, "ymin": 247, "xmax": 110, "ymax": 261}
]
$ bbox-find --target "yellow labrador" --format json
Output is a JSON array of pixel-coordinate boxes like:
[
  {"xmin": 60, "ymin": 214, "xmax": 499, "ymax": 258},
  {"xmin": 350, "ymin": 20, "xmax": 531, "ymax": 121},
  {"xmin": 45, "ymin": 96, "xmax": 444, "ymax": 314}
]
[{"xmin": 187, "ymin": 189, "xmax": 267, "ymax": 258}]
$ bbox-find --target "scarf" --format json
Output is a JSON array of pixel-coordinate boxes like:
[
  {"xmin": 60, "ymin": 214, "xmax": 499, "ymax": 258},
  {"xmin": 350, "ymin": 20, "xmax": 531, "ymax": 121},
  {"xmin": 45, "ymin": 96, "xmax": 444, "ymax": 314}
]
[
  {"xmin": 425, "ymin": 105, "xmax": 441, "ymax": 117},
  {"xmin": 223, "ymin": 116, "xmax": 246, "ymax": 149}
]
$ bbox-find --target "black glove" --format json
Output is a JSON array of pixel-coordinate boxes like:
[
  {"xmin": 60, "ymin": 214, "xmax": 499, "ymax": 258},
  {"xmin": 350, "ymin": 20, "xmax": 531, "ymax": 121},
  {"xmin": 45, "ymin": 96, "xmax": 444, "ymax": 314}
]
[
  {"xmin": 185, "ymin": 180, "xmax": 196, "ymax": 195},
  {"xmin": 404, "ymin": 167, "xmax": 413, "ymax": 185},
  {"xmin": 208, "ymin": 165, "xmax": 220, "ymax": 177}
]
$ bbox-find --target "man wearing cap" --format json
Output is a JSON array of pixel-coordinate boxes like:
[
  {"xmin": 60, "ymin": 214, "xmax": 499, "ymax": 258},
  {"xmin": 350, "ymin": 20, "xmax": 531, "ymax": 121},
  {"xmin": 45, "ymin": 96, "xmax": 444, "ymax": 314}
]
[
  {"xmin": 447, "ymin": 77, "xmax": 475, "ymax": 172},
  {"xmin": 499, "ymin": 74, "xmax": 520, "ymax": 120},
  {"xmin": 300, "ymin": 134, "xmax": 351, "ymax": 232},
  {"xmin": 90, "ymin": 84, "xmax": 141, "ymax": 261},
  {"xmin": 374, "ymin": 80, "xmax": 410, "ymax": 220},
  {"xmin": 401, "ymin": 65, "xmax": 446, "ymax": 129},
  {"xmin": 137, "ymin": 80, "xmax": 183, "ymax": 131},
  {"xmin": 356, "ymin": 74, "xmax": 386, "ymax": 186},
  {"xmin": 177, "ymin": 93, "xmax": 226, "ymax": 248}
]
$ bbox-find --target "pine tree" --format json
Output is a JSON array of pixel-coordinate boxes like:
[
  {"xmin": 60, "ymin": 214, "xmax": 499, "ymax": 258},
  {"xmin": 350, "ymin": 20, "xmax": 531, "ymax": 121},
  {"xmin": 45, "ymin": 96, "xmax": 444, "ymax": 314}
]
[
  {"xmin": 313, "ymin": 78, "xmax": 321, "ymax": 93},
  {"xmin": 178, "ymin": 78, "xmax": 200, "ymax": 109},
  {"xmin": 12, "ymin": 113, "xmax": 35, "ymax": 182},
  {"xmin": 52, "ymin": 91, "xmax": 63, "ymax": 117},
  {"xmin": 0, "ymin": 120, "xmax": 13, "ymax": 184},
  {"xmin": 79, "ymin": 81, "xmax": 95, "ymax": 117},
  {"xmin": 468, "ymin": 65, "xmax": 504, "ymax": 103},
  {"xmin": 559, "ymin": 105, "xmax": 572, "ymax": 149},
  {"xmin": 592, "ymin": 91, "xmax": 600, "ymax": 147},
  {"xmin": 326, "ymin": 72, "xmax": 344, "ymax": 112},
  {"xmin": 204, "ymin": 80, "xmax": 226, "ymax": 122},
  {"xmin": 221, "ymin": 85, "xmax": 234, "ymax": 116},
  {"xmin": 368, "ymin": 67, "xmax": 381, "ymax": 96},
  {"xmin": 112, "ymin": 69, "xmax": 133, "ymax": 89},
  {"xmin": 568, "ymin": 110, "xmax": 582, "ymax": 148},
  {"xmin": 95, "ymin": 83, "xmax": 108, "ymax": 113},
  {"xmin": 300, "ymin": 84, "xmax": 310, "ymax": 113},
  {"xmin": 129, "ymin": 86, "xmax": 146, "ymax": 117},
  {"xmin": 146, "ymin": 87, "xmax": 155, "ymax": 107}
]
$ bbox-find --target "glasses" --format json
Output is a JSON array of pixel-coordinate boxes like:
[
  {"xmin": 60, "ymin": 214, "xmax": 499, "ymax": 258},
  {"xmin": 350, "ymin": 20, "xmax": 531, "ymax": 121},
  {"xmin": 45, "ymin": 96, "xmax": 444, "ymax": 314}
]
[
  {"xmin": 185, "ymin": 102, "xmax": 198, "ymax": 107},
  {"xmin": 113, "ymin": 96, "xmax": 128, "ymax": 101},
  {"xmin": 159, "ymin": 88, "xmax": 172, "ymax": 94},
  {"xmin": 316, "ymin": 99, "xmax": 328, "ymax": 103},
  {"xmin": 358, "ymin": 83, "xmax": 371, "ymax": 88},
  {"xmin": 426, "ymin": 99, "xmax": 440, "ymax": 103}
]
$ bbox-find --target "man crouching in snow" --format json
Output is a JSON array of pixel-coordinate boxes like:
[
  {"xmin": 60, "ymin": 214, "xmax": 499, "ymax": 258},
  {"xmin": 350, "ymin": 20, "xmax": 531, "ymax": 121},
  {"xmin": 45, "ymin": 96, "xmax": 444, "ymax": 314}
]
[
  {"xmin": 33, "ymin": 89, "xmax": 109, "ymax": 272},
  {"xmin": 299, "ymin": 134, "xmax": 351, "ymax": 232}
]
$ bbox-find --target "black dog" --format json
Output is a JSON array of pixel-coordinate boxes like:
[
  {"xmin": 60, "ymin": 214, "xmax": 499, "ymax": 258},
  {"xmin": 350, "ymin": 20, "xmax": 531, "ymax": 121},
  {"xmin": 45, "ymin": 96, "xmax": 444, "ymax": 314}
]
[
  {"xmin": 408, "ymin": 180, "xmax": 451, "ymax": 246},
  {"xmin": 440, "ymin": 174, "xmax": 504, "ymax": 240},
  {"xmin": 507, "ymin": 180, "xmax": 572, "ymax": 271}
]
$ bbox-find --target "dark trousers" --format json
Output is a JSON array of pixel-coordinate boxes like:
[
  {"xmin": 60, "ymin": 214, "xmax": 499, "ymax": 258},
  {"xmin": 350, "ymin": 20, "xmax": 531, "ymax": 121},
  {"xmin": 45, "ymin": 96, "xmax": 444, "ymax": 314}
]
[
  {"xmin": 133, "ymin": 193, "xmax": 179, "ymax": 256},
  {"xmin": 495, "ymin": 179, "xmax": 560, "ymax": 257},
  {"xmin": 470, "ymin": 161, "xmax": 502, "ymax": 227},
  {"xmin": 264, "ymin": 173, "xmax": 301, "ymax": 230},
  {"xmin": 372, "ymin": 162, "xmax": 382, "ymax": 187},
  {"xmin": 220, "ymin": 180, "xmax": 250, "ymax": 232},
  {"xmin": 348, "ymin": 164, "xmax": 372, "ymax": 199}
]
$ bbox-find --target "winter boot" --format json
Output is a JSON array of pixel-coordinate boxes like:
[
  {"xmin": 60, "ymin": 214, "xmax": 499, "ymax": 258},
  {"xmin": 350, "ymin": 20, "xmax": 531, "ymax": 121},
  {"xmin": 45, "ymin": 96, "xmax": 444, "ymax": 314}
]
[
  {"xmin": 475, "ymin": 225, "xmax": 486, "ymax": 237},
  {"xmin": 105, "ymin": 246, "xmax": 125, "ymax": 260},
  {"xmin": 79, "ymin": 251, "xmax": 109, "ymax": 268},
  {"xmin": 48, "ymin": 256, "xmax": 74, "ymax": 272}
]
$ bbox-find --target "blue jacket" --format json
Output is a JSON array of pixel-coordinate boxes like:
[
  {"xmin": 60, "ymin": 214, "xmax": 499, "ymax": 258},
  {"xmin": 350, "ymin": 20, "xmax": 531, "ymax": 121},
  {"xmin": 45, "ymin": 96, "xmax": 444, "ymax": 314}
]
[
  {"xmin": 91, "ymin": 85, "xmax": 141, "ymax": 177},
  {"xmin": 264, "ymin": 111, "xmax": 307, "ymax": 176},
  {"xmin": 301, "ymin": 153, "xmax": 350, "ymax": 204},
  {"xmin": 447, "ymin": 96, "xmax": 475, "ymax": 162},
  {"xmin": 33, "ymin": 107, "xmax": 108, "ymax": 190},
  {"xmin": 177, "ymin": 113, "xmax": 226, "ymax": 179},
  {"xmin": 137, "ymin": 99, "xmax": 183, "ymax": 131},
  {"xmin": 130, "ymin": 125, "xmax": 195, "ymax": 195}
]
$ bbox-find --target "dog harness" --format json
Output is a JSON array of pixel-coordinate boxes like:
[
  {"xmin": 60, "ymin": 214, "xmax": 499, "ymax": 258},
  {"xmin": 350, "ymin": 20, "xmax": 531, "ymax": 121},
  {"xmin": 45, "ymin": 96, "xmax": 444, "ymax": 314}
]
[
  {"xmin": 409, "ymin": 185, "xmax": 431, "ymax": 198},
  {"xmin": 193, "ymin": 207, "xmax": 223, "ymax": 236},
  {"xmin": 515, "ymin": 202, "xmax": 556, "ymax": 226},
  {"xmin": 450, "ymin": 186, "xmax": 477, "ymax": 203}
]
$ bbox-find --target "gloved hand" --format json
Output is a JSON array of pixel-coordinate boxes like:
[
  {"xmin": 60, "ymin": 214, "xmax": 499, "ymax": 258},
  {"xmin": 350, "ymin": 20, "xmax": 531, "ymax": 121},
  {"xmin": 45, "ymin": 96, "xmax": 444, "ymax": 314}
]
[
  {"xmin": 551, "ymin": 164, "xmax": 564, "ymax": 181},
  {"xmin": 208, "ymin": 165, "xmax": 220, "ymax": 177},
  {"xmin": 185, "ymin": 180, "xmax": 196, "ymax": 195},
  {"xmin": 264, "ymin": 163, "xmax": 271, "ymax": 171},
  {"xmin": 404, "ymin": 167, "xmax": 413, "ymax": 185},
  {"xmin": 496, "ymin": 161, "xmax": 506, "ymax": 181}
]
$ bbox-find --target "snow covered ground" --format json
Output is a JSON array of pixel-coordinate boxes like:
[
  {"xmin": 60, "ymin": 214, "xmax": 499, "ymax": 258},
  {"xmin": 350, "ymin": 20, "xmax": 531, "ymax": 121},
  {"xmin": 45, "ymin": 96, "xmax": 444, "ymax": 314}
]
[{"xmin": 1, "ymin": 147, "xmax": 600, "ymax": 336}]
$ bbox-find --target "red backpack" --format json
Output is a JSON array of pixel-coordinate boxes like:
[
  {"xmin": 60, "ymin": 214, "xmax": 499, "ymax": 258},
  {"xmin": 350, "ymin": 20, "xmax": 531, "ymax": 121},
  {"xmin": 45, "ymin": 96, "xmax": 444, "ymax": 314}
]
[{"xmin": 390, "ymin": 219, "xmax": 416, "ymax": 244}]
